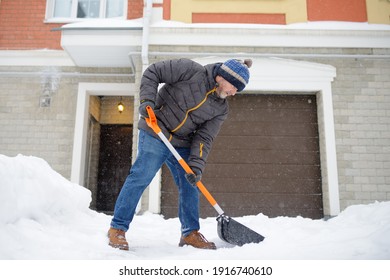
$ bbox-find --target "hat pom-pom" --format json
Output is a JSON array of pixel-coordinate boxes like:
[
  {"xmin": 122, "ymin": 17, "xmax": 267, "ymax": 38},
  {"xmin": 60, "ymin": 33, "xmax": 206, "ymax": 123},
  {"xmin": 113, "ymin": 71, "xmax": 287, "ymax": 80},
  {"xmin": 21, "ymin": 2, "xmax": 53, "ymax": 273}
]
[{"xmin": 244, "ymin": 59, "xmax": 252, "ymax": 68}]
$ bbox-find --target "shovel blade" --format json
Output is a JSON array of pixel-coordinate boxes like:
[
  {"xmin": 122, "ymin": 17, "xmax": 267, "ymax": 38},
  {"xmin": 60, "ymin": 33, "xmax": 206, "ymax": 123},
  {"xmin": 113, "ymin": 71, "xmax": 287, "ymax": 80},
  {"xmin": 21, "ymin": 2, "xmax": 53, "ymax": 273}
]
[{"xmin": 217, "ymin": 215, "xmax": 265, "ymax": 246}]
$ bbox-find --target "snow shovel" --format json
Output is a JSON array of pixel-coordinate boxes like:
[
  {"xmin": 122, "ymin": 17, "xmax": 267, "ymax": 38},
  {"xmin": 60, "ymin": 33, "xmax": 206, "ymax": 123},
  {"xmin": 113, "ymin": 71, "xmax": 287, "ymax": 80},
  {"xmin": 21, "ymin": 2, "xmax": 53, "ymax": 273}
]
[{"xmin": 145, "ymin": 106, "xmax": 265, "ymax": 246}]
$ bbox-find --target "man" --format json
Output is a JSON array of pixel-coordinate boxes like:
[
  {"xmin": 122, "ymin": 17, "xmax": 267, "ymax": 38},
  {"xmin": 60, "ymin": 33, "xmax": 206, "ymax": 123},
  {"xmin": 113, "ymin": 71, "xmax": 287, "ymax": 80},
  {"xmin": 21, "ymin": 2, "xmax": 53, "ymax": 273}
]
[{"xmin": 108, "ymin": 58, "xmax": 252, "ymax": 250}]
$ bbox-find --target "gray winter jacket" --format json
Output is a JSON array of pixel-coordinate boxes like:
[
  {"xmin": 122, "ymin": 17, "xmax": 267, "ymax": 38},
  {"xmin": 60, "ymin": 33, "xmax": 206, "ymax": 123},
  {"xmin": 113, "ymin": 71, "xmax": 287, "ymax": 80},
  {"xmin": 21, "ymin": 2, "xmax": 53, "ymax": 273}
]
[{"xmin": 138, "ymin": 58, "xmax": 229, "ymax": 172}]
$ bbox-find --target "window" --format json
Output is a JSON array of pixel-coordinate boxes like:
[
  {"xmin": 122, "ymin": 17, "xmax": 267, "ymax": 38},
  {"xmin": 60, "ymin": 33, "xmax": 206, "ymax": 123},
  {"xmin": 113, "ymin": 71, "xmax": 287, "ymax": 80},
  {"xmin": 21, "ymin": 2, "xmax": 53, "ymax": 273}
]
[{"xmin": 46, "ymin": 0, "xmax": 127, "ymax": 22}]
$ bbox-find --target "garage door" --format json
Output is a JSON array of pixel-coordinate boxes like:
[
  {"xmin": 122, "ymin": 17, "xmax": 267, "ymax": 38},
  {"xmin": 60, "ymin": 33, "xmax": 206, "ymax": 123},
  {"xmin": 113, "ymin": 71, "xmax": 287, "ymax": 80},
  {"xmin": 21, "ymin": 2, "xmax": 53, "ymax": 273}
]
[{"xmin": 161, "ymin": 94, "xmax": 323, "ymax": 219}]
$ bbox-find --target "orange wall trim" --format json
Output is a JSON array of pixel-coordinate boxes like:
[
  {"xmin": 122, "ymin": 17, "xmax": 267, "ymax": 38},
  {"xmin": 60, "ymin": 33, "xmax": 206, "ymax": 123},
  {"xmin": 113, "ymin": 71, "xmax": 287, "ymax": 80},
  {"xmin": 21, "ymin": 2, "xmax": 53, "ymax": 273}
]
[
  {"xmin": 192, "ymin": 13, "xmax": 286, "ymax": 25},
  {"xmin": 307, "ymin": 0, "xmax": 367, "ymax": 22},
  {"xmin": 163, "ymin": 0, "xmax": 171, "ymax": 20},
  {"xmin": 127, "ymin": 0, "xmax": 143, "ymax": 19}
]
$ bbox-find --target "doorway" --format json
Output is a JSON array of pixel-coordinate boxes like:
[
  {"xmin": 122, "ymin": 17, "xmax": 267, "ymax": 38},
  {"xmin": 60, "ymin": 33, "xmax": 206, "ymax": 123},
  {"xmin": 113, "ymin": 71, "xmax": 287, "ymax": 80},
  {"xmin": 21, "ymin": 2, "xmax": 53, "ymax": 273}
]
[
  {"xmin": 82, "ymin": 93, "xmax": 135, "ymax": 214},
  {"xmin": 96, "ymin": 124, "xmax": 133, "ymax": 213}
]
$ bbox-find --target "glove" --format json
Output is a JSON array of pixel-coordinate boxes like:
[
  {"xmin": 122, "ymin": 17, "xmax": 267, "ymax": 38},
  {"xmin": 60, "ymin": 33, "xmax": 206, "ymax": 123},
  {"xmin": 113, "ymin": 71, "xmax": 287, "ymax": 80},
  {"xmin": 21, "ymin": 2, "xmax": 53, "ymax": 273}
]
[
  {"xmin": 139, "ymin": 99, "xmax": 155, "ymax": 118},
  {"xmin": 185, "ymin": 167, "xmax": 202, "ymax": 186}
]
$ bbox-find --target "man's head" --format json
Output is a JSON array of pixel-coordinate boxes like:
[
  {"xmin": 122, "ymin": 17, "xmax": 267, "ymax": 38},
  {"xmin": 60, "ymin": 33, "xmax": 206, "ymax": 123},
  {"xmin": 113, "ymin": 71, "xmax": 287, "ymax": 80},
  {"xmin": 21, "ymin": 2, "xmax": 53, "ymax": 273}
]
[{"xmin": 215, "ymin": 59, "xmax": 252, "ymax": 99}]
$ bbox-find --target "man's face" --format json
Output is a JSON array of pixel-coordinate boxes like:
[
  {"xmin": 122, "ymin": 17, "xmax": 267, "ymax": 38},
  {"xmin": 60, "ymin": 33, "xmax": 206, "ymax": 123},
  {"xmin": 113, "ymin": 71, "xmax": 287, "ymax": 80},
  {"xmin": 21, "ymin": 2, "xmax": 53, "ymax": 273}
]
[{"xmin": 215, "ymin": 76, "xmax": 238, "ymax": 99}]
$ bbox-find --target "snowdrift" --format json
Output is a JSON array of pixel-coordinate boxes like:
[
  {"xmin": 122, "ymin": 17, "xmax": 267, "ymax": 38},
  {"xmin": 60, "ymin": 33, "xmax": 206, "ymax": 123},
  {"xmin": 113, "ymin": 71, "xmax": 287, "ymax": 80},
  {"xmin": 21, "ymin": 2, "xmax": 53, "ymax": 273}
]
[
  {"xmin": 0, "ymin": 154, "xmax": 389, "ymax": 260},
  {"xmin": 0, "ymin": 154, "xmax": 92, "ymax": 225}
]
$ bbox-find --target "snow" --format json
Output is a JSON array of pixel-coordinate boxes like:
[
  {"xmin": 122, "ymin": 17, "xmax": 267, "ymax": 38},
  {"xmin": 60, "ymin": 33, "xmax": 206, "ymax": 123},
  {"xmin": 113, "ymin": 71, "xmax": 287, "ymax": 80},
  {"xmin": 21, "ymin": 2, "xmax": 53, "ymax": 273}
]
[
  {"xmin": 0, "ymin": 154, "xmax": 389, "ymax": 278},
  {"xmin": 61, "ymin": 18, "xmax": 144, "ymax": 29},
  {"xmin": 61, "ymin": 18, "xmax": 390, "ymax": 31}
]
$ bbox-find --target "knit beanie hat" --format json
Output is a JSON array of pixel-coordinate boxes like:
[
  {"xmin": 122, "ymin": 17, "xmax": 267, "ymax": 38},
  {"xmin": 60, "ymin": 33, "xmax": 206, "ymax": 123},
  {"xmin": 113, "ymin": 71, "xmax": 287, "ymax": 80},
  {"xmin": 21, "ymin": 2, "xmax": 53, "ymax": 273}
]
[{"xmin": 216, "ymin": 59, "xmax": 252, "ymax": 92}]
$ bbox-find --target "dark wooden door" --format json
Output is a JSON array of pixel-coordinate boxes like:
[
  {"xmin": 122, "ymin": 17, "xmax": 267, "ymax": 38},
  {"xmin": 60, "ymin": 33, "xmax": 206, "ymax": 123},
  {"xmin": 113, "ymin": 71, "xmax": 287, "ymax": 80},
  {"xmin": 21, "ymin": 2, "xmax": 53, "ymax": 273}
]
[
  {"xmin": 161, "ymin": 94, "xmax": 323, "ymax": 219},
  {"xmin": 96, "ymin": 125, "xmax": 133, "ymax": 213}
]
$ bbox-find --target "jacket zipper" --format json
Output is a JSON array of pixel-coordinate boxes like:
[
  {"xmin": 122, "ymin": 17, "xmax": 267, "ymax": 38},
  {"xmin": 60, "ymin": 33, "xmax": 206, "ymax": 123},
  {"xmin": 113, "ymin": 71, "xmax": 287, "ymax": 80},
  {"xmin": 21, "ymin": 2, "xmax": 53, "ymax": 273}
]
[{"xmin": 170, "ymin": 87, "xmax": 216, "ymax": 133}]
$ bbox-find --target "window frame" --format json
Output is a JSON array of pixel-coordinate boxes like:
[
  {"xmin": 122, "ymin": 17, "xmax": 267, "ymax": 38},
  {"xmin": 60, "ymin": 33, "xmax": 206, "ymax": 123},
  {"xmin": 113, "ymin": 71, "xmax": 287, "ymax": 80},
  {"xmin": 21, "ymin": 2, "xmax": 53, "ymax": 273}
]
[{"xmin": 45, "ymin": 0, "xmax": 128, "ymax": 23}]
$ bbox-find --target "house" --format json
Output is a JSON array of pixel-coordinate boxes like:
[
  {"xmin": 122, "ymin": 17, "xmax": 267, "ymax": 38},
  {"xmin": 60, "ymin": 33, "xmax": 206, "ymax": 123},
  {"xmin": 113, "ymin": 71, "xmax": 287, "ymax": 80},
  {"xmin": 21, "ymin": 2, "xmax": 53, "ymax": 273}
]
[{"xmin": 1, "ymin": 0, "xmax": 389, "ymax": 220}]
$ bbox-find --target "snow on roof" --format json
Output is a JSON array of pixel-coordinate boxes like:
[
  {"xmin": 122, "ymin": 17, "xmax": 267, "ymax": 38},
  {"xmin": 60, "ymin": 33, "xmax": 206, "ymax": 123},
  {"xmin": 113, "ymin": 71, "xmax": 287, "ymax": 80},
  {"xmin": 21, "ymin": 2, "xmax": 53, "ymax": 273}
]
[
  {"xmin": 61, "ymin": 18, "xmax": 390, "ymax": 31},
  {"xmin": 61, "ymin": 18, "xmax": 144, "ymax": 29}
]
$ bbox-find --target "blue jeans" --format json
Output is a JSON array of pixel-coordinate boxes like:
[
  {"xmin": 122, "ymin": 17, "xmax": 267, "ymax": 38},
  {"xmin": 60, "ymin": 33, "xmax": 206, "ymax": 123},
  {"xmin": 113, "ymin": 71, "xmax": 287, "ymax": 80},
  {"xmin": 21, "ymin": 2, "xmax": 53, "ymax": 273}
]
[{"xmin": 110, "ymin": 129, "xmax": 200, "ymax": 236}]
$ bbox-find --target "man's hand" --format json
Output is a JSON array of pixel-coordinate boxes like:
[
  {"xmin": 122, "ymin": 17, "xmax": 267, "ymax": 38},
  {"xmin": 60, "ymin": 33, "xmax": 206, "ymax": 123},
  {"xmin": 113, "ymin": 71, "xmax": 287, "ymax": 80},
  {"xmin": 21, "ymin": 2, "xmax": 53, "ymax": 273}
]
[
  {"xmin": 185, "ymin": 167, "xmax": 202, "ymax": 186},
  {"xmin": 139, "ymin": 99, "xmax": 155, "ymax": 118}
]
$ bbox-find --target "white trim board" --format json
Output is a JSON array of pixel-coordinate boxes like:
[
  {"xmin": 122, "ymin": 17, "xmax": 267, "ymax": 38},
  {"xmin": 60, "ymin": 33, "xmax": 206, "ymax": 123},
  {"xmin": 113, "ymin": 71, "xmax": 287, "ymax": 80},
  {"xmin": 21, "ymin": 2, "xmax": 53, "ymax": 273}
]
[
  {"xmin": 71, "ymin": 83, "xmax": 135, "ymax": 184},
  {"xmin": 70, "ymin": 82, "xmax": 161, "ymax": 215}
]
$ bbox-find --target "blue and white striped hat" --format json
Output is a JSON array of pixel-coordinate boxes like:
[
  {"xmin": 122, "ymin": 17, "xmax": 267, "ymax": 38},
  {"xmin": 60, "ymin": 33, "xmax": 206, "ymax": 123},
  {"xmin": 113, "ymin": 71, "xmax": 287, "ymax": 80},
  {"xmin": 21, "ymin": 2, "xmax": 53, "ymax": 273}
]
[{"xmin": 217, "ymin": 59, "xmax": 252, "ymax": 92}]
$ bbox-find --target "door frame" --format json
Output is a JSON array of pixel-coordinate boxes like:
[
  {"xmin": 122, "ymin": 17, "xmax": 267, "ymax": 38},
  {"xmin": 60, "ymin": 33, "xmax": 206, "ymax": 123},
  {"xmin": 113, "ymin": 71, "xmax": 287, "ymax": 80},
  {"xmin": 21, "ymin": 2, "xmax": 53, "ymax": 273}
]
[
  {"xmin": 71, "ymin": 83, "xmax": 136, "ymax": 186},
  {"xmin": 70, "ymin": 82, "xmax": 162, "ymax": 214}
]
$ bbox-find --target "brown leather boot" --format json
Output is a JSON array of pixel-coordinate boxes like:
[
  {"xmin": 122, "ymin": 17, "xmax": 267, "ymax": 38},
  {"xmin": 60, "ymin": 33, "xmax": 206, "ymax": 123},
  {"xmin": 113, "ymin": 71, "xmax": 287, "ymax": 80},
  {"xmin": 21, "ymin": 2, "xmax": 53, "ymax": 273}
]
[
  {"xmin": 107, "ymin": 227, "xmax": 129, "ymax": 251},
  {"xmin": 179, "ymin": 230, "xmax": 217, "ymax": 250}
]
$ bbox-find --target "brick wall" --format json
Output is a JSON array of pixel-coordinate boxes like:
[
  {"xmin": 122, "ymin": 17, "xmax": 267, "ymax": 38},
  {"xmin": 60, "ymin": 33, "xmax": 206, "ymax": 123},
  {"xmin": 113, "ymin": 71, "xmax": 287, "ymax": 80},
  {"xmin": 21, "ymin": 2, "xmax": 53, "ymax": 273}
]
[
  {"xmin": 128, "ymin": 0, "xmax": 144, "ymax": 19},
  {"xmin": 0, "ymin": 0, "xmax": 144, "ymax": 50},
  {"xmin": 0, "ymin": 0, "xmax": 62, "ymax": 49},
  {"xmin": 0, "ymin": 69, "xmax": 77, "ymax": 176},
  {"xmin": 328, "ymin": 53, "xmax": 390, "ymax": 209}
]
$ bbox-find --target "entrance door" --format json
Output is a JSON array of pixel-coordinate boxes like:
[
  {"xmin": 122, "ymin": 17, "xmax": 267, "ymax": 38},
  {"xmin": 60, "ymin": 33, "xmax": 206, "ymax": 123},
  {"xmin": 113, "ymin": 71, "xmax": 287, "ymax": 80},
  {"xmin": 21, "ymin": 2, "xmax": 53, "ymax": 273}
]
[{"xmin": 96, "ymin": 124, "xmax": 133, "ymax": 213}]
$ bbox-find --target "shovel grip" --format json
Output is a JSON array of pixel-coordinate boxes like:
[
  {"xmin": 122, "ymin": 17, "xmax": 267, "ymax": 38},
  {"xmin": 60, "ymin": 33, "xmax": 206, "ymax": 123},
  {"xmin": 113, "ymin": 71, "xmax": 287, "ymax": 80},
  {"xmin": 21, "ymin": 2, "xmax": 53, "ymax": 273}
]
[{"xmin": 145, "ymin": 105, "xmax": 161, "ymax": 134}]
